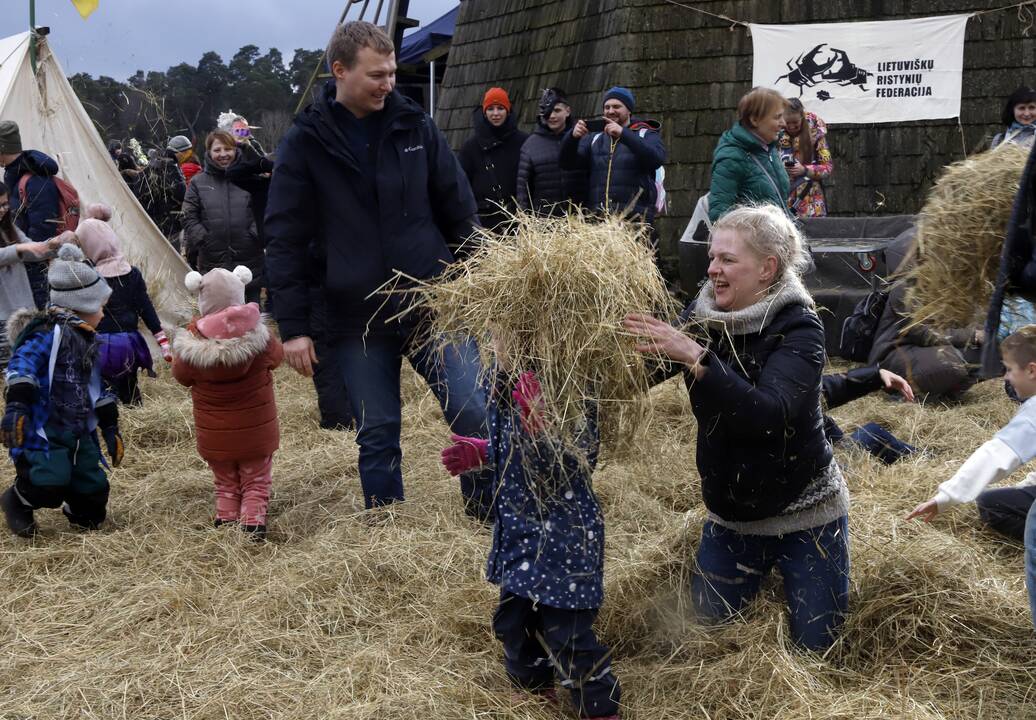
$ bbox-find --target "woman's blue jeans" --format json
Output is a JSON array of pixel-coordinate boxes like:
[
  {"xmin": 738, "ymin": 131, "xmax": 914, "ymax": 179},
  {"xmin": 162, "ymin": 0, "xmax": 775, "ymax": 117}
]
[
  {"xmin": 691, "ymin": 515, "xmax": 850, "ymax": 651},
  {"xmin": 331, "ymin": 332, "xmax": 493, "ymax": 513}
]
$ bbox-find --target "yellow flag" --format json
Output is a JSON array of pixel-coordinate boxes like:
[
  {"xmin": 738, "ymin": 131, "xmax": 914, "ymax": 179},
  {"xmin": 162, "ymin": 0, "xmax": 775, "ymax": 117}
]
[{"xmin": 70, "ymin": 0, "xmax": 99, "ymax": 19}]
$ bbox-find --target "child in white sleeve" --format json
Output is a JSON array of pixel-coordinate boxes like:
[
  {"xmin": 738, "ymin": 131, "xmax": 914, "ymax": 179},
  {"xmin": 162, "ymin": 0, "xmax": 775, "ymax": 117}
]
[{"xmin": 907, "ymin": 325, "xmax": 1036, "ymax": 630}]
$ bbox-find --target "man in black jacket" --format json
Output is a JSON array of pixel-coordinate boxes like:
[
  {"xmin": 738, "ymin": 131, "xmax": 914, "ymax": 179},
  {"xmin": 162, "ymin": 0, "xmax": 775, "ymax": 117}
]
[{"xmin": 265, "ymin": 21, "xmax": 491, "ymax": 516}]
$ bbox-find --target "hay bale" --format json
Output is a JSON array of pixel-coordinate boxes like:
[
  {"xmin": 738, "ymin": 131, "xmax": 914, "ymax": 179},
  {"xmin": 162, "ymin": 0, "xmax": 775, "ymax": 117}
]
[
  {"xmin": 417, "ymin": 210, "xmax": 678, "ymax": 456},
  {"xmin": 2, "ymin": 363, "xmax": 1036, "ymax": 718},
  {"xmin": 907, "ymin": 143, "xmax": 1030, "ymax": 330}
]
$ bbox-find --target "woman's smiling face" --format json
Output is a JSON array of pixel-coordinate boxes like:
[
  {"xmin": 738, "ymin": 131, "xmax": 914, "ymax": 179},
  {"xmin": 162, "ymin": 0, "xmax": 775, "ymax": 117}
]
[{"xmin": 707, "ymin": 228, "xmax": 776, "ymax": 312}]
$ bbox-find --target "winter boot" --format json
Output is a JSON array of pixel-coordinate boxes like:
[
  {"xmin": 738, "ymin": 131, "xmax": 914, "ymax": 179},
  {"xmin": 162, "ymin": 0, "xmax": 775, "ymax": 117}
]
[
  {"xmin": 241, "ymin": 523, "xmax": 267, "ymax": 542},
  {"xmin": 61, "ymin": 502, "xmax": 104, "ymax": 531},
  {"xmin": 1, "ymin": 486, "xmax": 37, "ymax": 537}
]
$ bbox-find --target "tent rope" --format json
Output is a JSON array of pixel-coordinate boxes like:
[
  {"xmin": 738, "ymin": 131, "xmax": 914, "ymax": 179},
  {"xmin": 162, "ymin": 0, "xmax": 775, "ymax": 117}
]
[{"xmin": 662, "ymin": 0, "xmax": 1036, "ymax": 29}]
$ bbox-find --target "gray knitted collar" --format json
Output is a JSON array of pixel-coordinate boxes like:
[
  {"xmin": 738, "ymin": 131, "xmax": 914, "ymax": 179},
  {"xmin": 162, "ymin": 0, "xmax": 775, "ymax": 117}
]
[{"xmin": 693, "ymin": 275, "xmax": 814, "ymax": 336}]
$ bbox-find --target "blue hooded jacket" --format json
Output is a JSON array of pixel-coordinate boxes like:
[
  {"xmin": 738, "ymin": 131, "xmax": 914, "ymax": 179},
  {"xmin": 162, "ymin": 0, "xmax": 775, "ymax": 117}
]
[
  {"xmin": 265, "ymin": 84, "xmax": 478, "ymax": 340},
  {"xmin": 4, "ymin": 150, "xmax": 61, "ymax": 308},
  {"xmin": 559, "ymin": 118, "xmax": 665, "ymax": 223},
  {"xmin": 3, "ymin": 149, "xmax": 60, "ymax": 244}
]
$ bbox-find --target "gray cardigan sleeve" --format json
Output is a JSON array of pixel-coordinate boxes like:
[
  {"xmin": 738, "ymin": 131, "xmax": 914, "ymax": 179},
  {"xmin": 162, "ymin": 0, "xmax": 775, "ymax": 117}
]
[{"xmin": 0, "ymin": 245, "xmax": 22, "ymax": 268}]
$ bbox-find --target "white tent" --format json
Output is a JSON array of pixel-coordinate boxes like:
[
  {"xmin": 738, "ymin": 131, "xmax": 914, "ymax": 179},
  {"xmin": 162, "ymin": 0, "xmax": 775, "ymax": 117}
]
[{"xmin": 0, "ymin": 31, "xmax": 190, "ymax": 321}]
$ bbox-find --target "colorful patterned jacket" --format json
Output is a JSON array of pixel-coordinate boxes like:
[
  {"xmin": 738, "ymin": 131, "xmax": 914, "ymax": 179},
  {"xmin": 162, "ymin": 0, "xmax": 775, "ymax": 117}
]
[
  {"xmin": 4, "ymin": 307, "xmax": 113, "ymax": 457},
  {"xmin": 777, "ymin": 112, "xmax": 833, "ymax": 218}
]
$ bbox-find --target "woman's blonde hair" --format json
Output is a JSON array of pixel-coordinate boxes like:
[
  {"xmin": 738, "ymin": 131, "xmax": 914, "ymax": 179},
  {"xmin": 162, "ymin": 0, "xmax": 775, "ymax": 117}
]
[
  {"xmin": 737, "ymin": 87, "xmax": 788, "ymax": 129},
  {"xmin": 711, "ymin": 204, "xmax": 811, "ymax": 284}
]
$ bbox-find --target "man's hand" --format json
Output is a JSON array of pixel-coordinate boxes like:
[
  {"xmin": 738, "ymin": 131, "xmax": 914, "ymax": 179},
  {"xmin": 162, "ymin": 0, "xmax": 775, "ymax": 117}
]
[
  {"xmin": 879, "ymin": 369, "xmax": 915, "ymax": 403},
  {"xmin": 603, "ymin": 119, "xmax": 623, "ymax": 140},
  {"xmin": 572, "ymin": 119, "xmax": 588, "ymax": 139},
  {"xmin": 905, "ymin": 498, "xmax": 940, "ymax": 523},
  {"xmin": 284, "ymin": 336, "xmax": 318, "ymax": 377}
]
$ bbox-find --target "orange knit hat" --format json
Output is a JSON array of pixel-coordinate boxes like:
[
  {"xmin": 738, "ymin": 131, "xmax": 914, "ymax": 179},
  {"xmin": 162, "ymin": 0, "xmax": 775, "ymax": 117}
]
[{"xmin": 482, "ymin": 87, "xmax": 511, "ymax": 113}]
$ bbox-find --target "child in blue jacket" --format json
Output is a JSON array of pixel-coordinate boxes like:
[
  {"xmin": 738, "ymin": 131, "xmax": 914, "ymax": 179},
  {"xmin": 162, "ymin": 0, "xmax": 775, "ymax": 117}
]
[
  {"xmin": 442, "ymin": 370, "xmax": 620, "ymax": 720},
  {"xmin": 0, "ymin": 244, "xmax": 124, "ymax": 537}
]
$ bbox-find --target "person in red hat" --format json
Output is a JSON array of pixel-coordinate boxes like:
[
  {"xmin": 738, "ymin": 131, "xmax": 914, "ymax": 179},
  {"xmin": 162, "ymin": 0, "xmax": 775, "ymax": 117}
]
[{"xmin": 458, "ymin": 87, "xmax": 529, "ymax": 231}]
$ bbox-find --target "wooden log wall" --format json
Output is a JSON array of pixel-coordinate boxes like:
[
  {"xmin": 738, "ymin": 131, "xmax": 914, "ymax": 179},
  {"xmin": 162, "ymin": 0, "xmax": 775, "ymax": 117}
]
[{"xmin": 436, "ymin": 0, "xmax": 1036, "ymax": 277}]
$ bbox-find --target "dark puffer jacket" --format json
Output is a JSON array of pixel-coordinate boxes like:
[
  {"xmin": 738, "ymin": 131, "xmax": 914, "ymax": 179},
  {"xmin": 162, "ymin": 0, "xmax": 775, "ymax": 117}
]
[
  {"xmin": 182, "ymin": 157, "xmax": 263, "ymax": 289},
  {"xmin": 457, "ymin": 108, "xmax": 528, "ymax": 230},
  {"xmin": 225, "ymin": 139, "xmax": 273, "ymax": 243},
  {"xmin": 265, "ymin": 85, "xmax": 478, "ymax": 341},
  {"xmin": 688, "ymin": 302, "xmax": 831, "ymax": 522},
  {"xmin": 558, "ymin": 118, "xmax": 665, "ymax": 223},
  {"xmin": 983, "ymin": 139, "xmax": 1036, "ymax": 373},
  {"xmin": 516, "ymin": 119, "xmax": 588, "ymax": 215}
]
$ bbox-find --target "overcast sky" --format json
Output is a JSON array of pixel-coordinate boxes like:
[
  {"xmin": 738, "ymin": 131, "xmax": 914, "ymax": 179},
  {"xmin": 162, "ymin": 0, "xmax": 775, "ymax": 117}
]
[{"xmin": 0, "ymin": 0, "xmax": 458, "ymax": 80}]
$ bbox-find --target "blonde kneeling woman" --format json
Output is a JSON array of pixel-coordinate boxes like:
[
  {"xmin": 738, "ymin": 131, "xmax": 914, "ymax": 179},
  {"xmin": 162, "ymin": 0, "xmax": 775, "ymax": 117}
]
[{"xmin": 624, "ymin": 204, "xmax": 849, "ymax": 651}]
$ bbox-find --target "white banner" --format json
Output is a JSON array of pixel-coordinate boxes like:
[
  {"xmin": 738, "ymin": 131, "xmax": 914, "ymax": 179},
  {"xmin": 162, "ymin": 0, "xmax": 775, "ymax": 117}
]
[{"xmin": 750, "ymin": 14, "xmax": 970, "ymax": 124}]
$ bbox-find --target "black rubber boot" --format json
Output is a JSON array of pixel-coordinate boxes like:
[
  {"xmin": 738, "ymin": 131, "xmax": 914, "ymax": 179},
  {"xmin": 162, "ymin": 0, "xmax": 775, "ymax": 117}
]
[
  {"xmin": 61, "ymin": 504, "xmax": 104, "ymax": 531},
  {"xmin": 241, "ymin": 523, "xmax": 267, "ymax": 542},
  {"xmin": 1, "ymin": 487, "xmax": 37, "ymax": 538}
]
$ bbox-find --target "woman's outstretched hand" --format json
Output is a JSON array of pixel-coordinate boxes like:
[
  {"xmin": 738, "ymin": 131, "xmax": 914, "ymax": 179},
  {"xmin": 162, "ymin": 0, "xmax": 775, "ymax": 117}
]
[{"xmin": 623, "ymin": 313, "xmax": 705, "ymax": 369}]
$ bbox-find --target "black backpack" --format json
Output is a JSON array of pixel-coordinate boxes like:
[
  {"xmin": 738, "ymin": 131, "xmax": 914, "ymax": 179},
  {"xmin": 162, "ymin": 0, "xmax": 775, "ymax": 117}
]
[{"xmin": 839, "ymin": 288, "xmax": 890, "ymax": 362}]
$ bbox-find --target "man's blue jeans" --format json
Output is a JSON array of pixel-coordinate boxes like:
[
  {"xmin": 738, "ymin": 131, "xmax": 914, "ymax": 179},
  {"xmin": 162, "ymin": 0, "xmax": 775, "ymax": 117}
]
[
  {"xmin": 332, "ymin": 332, "xmax": 494, "ymax": 513},
  {"xmin": 691, "ymin": 515, "xmax": 850, "ymax": 651}
]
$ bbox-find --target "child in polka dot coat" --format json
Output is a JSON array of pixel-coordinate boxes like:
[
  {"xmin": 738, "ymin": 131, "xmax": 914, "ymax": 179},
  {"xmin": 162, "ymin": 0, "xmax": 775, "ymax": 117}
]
[{"xmin": 441, "ymin": 370, "xmax": 621, "ymax": 719}]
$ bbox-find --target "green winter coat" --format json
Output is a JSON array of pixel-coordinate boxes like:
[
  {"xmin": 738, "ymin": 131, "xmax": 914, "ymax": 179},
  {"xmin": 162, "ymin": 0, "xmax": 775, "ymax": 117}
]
[{"xmin": 708, "ymin": 123, "xmax": 790, "ymax": 222}]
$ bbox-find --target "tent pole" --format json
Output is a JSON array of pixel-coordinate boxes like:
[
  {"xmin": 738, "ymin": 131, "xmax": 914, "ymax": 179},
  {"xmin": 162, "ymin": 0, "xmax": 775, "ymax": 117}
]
[
  {"xmin": 294, "ymin": 1, "xmax": 356, "ymax": 115},
  {"xmin": 429, "ymin": 59, "xmax": 435, "ymax": 116},
  {"xmin": 29, "ymin": 0, "xmax": 37, "ymax": 75}
]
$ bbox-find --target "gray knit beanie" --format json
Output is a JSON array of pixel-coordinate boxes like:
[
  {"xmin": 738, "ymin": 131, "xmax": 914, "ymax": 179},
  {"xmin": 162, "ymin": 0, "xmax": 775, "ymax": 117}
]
[
  {"xmin": 49, "ymin": 243, "xmax": 112, "ymax": 314},
  {"xmin": 0, "ymin": 120, "xmax": 22, "ymax": 155}
]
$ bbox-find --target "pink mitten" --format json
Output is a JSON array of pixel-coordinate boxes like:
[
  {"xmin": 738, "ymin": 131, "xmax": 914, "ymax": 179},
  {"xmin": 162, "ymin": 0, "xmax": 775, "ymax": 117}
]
[
  {"xmin": 441, "ymin": 434, "xmax": 489, "ymax": 476},
  {"xmin": 512, "ymin": 371, "xmax": 545, "ymax": 434},
  {"xmin": 154, "ymin": 330, "xmax": 172, "ymax": 363}
]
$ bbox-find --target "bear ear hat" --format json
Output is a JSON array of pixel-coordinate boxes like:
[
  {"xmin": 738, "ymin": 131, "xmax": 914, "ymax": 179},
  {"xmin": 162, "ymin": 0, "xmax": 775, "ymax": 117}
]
[
  {"xmin": 184, "ymin": 271, "xmax": 203, "ymax": 294},
  {"xmin": 232, "ymin": 265, "xmax": 253, "ymax": 286}
]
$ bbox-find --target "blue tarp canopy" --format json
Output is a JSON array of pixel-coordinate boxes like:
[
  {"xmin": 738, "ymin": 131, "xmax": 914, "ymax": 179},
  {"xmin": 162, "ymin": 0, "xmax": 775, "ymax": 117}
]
[{"xmin": 399, "ymin": 6, "xmax": 457, "ymax": 64}]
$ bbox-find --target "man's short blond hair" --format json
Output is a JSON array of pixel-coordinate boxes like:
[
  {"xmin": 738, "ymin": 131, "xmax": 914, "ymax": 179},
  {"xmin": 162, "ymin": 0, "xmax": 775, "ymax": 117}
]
[{"xmin": 326, "ymin": 21, "xmax": 394, "ymax": 70}]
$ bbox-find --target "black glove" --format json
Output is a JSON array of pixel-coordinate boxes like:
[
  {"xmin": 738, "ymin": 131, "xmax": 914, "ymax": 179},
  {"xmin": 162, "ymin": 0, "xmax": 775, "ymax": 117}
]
[
  {"xmin": 1, "ymin": 382, "xmax": 37, "ymax": 449},
  {"xmin": 96, "ymin": 399, "xmax": 124, "ymax": 468}
]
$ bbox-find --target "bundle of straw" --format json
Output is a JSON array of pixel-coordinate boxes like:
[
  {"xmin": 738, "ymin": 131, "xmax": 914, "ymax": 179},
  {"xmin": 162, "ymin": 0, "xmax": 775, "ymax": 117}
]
[
  {"xmin": 416, "ymin": 210, "xmax": 678, "ymax": 456},
  {"xmin": 907, "ymin": 143, "xmax": 1030, "ymax": 330}
]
